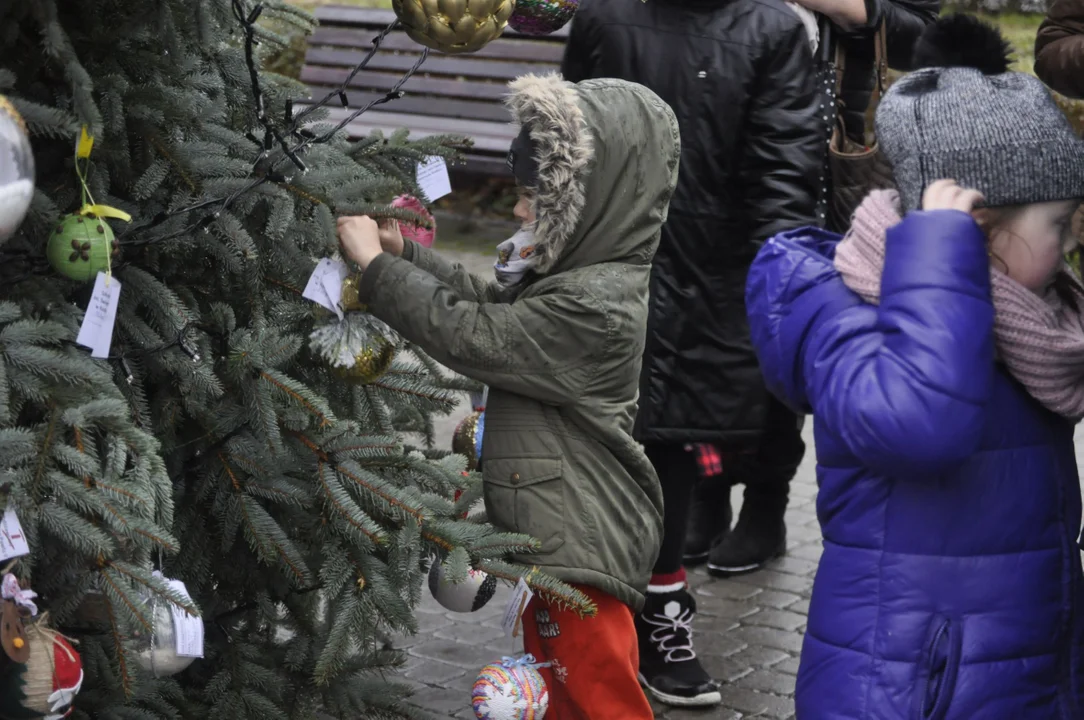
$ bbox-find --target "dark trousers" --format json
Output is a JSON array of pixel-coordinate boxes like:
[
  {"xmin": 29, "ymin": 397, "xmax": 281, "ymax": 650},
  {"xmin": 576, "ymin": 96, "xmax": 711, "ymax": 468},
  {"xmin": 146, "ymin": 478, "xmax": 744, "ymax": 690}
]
[{"xmin": 646, "ymin": 397, "xmax": 806, "ymax": 576}]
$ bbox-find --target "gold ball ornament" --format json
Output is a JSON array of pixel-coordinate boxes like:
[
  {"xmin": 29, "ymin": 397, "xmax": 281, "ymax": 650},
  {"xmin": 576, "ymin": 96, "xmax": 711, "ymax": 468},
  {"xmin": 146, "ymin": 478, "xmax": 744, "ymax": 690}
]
[
  {"xmin": 452, "ymin": 409, "xmax": 484, "ymax": 471},
  {"xmin": 333, "ymin": 339, "xmax": 397, "ymax": 384},
  {"xmin": 340, "ymin": 274, "xmax": 367, "ymax": 313},
  {"xmin": 393, "ymin": 0, "xmax": 515, "ymax": 54}
]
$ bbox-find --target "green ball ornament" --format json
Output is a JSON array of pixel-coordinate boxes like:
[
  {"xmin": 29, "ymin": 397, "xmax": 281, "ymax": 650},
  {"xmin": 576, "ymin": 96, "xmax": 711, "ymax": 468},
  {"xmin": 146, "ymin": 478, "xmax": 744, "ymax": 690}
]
[{"xmin": 47, "ymin": 213, "xmax": 117, "ymax": 282}]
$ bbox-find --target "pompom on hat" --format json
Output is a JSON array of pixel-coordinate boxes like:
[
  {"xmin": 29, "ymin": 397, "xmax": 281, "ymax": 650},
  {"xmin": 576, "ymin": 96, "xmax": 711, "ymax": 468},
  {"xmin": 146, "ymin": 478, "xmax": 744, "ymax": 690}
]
[{"xmin": 876, "ymin": 14, "xmax": 1084, "ymax": 211}]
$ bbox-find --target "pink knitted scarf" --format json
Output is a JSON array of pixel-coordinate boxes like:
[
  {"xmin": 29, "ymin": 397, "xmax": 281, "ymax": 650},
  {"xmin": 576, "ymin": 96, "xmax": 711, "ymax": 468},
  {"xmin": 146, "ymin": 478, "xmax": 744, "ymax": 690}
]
[{"xmin": 834, "ymin": 190, "xmax": 1084, "ymax": 421}]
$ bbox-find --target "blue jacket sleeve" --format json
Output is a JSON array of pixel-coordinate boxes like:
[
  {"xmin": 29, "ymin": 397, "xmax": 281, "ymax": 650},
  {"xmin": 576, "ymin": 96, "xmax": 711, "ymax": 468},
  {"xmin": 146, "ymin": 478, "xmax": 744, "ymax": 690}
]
[{"xmin": 750, "ymin": 211, "xmax": 995, "ymax": 477}]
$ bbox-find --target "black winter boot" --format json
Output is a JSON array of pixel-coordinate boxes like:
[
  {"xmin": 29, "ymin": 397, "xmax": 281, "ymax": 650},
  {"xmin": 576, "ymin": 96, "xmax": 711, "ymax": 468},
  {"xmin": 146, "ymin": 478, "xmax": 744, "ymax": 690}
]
[
  {"xmin": 706, "ymin": 481, "xmax": 788, "ymax": 577},
  {"xmin": 683, "ymin": 478, "xmax": 732, "ymax": 566},
  {"xmin": 636, "ymin": 589, "xmax": 722, "ymax": 707}
]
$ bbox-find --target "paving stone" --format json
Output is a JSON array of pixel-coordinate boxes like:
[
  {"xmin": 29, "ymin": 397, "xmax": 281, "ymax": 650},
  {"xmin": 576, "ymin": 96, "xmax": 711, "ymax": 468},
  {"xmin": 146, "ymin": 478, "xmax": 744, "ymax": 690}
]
[
  {"xmin": 790, "ymin": 539, "xmax": 823, "ymax": 559},
  {"xmin": 697, "ymin": 578, "xmax": 763, "ymax": 601},
  {"xmin": 433, "ymin": 622, "xmax": 507, "ymax": 646},
  {"xmin": 768, "ymin": 555, "xmax": 821, "ymax": 577},
  {"xmin": 410, "ymin": 638, "xmax": 502, "ymax": 669},
  {"xmin": 742, "ymin": 608, "xmax": 808, "ymax": 632},
  {"xmin": 735, "ymin": 668, "xmax": 798, "ymax": 695},
  {"xmin": 721, "ymin": 643, "xmax": 793, "ymax": 670},
  {"xmin": 776, "ymin": 656, "xmax": 803, "ymax": 675},
  {"xmin": 403, "ymin": 658, "xmax": 469, "ymax": 686},
  {"xmin": 658, "ymin": 705, "xmax": 742, "ymax": 720},
  {"xmin": 407, "ymin": 685, "xmax": 473, "ymax": 716},
  {"xmin": 730, "ymin": 625, "xmax": 806, "ymax": 654},
  {"xmin": 743, "ymin": 568, "xmax": 815, "ymax": 595},
  {"xmin": 750, "ymin": 588, "xmax": 804, "ymax": 610},
  {"xmin": 719, "ymin": 685, "xmax": 798, "ymax": 719}
]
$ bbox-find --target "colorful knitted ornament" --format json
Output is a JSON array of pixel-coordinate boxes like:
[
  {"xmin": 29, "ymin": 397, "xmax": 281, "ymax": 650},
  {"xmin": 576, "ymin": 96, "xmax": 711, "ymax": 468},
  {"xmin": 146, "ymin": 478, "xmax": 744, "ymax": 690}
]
[
  {"xmin": 391, "ymin": 194, "xmax": 436, "ymax": 248},
  {"xmin": 472, "ymin": 654, "xmax": 550, "ymax": 720},
  {"xmin": 508, "ymin": 0, "xmax": 578, "ymax": 35}
]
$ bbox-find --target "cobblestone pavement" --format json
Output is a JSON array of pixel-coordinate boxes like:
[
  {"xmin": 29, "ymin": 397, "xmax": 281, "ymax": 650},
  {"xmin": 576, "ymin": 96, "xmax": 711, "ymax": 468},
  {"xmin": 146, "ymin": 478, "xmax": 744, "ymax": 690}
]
[{"xmin": 396, "ymin": 247, "xmax": 1084, "ymax": 719}]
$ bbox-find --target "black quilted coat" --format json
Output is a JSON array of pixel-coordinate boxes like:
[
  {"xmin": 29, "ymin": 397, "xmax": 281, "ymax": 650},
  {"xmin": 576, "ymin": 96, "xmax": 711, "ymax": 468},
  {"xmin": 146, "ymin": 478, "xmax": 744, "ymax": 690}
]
[{"xmin": 562, "ymin": 0, "xmax": 822, "ymax": 446}]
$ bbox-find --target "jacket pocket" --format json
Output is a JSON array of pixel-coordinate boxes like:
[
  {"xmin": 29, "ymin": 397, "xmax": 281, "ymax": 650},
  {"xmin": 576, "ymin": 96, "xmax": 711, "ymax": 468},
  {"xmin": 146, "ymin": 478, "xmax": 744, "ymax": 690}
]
[
  {"xmin": 482, "ymin": 457, "xmax": 566, "ymax": 554},
  {"xmin": 912, "ymin": 616, "xmax": 963, "ymax": 720}
]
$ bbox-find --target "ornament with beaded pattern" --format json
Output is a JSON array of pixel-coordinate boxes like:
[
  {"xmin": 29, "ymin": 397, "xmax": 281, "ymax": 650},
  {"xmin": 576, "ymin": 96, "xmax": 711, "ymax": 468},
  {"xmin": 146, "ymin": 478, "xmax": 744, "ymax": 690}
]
[{"xmin": 508, "ymin": 0, "xmax": 577, "ymax": 35}]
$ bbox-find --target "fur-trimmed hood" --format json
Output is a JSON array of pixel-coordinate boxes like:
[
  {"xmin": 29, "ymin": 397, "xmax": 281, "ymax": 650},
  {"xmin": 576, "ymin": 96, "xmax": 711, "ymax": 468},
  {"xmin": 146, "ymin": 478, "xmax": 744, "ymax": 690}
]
[{"xmin": 504, "ymin": 74, "xmax": 681, "ymax": 275}]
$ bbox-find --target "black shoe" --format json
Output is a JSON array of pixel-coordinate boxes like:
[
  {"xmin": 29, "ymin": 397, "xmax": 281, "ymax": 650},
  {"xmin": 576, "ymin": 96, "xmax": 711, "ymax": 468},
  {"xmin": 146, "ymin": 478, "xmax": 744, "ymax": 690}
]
[
  {"xmin": 706, "ymin": 486, "xmax": 787, "ymax": 577},
  {"xmin": 683, "ymin": 478, "xmax": 733, "ymax": 566},
  {"xmin": 635, "ymin": 590, "xmax": 722, "ymax": 707}
]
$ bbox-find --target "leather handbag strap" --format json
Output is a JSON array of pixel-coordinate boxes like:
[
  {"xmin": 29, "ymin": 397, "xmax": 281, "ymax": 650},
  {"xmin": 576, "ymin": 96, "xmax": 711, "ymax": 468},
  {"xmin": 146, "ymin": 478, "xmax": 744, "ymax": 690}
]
[{"xmin": 832, "ymin": 19, "xmax": 888, "ymax": 103}]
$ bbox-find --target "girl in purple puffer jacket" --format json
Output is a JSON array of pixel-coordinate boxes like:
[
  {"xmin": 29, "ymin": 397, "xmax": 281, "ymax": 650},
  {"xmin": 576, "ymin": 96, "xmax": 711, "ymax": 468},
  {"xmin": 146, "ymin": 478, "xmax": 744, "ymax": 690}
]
[{"xmin": 746, "ymin": 15, "xmax": 1084, "ymax": 719}]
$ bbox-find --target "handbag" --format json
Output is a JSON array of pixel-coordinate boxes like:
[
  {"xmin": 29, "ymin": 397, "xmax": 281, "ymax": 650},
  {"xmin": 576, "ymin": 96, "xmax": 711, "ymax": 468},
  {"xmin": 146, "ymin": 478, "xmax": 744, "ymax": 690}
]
[{"xmin": 825, "ymin": 20, "xmax": 896, "ymax": 233}]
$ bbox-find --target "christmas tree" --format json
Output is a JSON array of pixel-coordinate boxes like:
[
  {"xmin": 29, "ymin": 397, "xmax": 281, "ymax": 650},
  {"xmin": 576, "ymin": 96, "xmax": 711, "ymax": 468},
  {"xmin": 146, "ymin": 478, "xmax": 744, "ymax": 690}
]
[{"xmin": 0, "ymin": 1, "xmax": 589, "ymax": 717}]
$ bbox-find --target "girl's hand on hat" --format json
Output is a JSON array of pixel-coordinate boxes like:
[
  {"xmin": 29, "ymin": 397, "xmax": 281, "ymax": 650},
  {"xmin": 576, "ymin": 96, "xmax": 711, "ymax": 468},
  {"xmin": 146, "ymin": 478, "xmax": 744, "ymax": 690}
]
[
  {"xmin": 337, "ymin": 215, "xmax": 382, "ymax": 270},
  {"xmin": 378, "ymin": 219, "xmax": 405, "ymax": 257},
  {"xmin": 923, "ymin": 180, "xmax": 985, "ymax": 214}
]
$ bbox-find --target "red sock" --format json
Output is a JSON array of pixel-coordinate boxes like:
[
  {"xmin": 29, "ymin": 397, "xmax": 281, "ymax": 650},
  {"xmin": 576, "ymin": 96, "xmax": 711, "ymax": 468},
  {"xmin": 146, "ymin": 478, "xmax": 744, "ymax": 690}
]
[{"xmin": 648, "ymin": 568, "xmax": 686, "ymax": 594}]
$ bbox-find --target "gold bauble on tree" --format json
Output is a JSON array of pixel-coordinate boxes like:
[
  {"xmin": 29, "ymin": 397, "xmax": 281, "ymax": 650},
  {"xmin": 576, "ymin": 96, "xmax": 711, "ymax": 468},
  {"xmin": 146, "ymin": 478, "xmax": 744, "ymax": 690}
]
[
  {"xmin": 452, "ymin": 409, "xmax": 484, "ymax": 471},
  {"xmin": 393, "ymin": 0, "xmax": 515, "ymax": 54},
  {"xmin": 333, "ymin": 337, "xmax": 397, "ymax": 384},
  {"xmin": 340, "ymin": 274, "xmax": 366, "ymax": 313}
]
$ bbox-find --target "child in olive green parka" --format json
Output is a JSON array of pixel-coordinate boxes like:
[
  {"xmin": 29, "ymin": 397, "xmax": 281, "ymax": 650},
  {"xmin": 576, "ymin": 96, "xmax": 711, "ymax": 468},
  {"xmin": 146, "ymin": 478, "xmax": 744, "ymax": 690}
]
[{"xmin": 337, "ymin": 73, "xmax": 679, "ymax": 720}]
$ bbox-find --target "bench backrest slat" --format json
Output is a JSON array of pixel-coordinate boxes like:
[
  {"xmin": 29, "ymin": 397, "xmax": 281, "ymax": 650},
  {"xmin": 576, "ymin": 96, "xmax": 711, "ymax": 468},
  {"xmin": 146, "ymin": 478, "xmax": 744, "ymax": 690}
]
[{"xmin": 301, "ymin": 4, "xmax": 569, "ymax": 172}]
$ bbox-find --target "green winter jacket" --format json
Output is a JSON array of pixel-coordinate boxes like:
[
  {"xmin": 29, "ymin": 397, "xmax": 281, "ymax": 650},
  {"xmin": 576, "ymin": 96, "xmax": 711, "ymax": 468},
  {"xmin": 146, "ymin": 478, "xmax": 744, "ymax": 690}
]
[{"xmin": 357, "ymin": 74, "xmax": 680, "ymax": 610}]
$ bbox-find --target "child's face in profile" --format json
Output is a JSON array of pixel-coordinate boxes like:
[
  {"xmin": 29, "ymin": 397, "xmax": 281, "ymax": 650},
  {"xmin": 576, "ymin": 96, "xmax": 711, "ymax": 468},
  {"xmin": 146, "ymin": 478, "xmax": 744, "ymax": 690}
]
[
  {"xmin": 987, "ymin": 199, "xmax": 1081, "ymax": 292},
  {"xmin": 514, "ymin": 192, "xmax": 537, "ymax": 225}
]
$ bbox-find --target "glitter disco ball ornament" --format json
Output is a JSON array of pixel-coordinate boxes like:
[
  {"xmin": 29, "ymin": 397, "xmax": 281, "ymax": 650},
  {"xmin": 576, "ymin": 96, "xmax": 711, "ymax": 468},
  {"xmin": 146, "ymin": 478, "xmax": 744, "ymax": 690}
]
[
  {"xmin": 428, "ymin": 557, "xmax": 498, "ymax": 613},
  {"xmin": 332, "ymin": 336, "xmax": 396, "ymax": 384},
  {"xmin": 46, "ymin": 213, "xmax": 117, "ymax": 282},
  {"xmin": 472, "ymin": 655, "xmax": 549, "ymax": 720},
  {"xmin": 0, "ymin": 96, "xmax": 35, "ymax": 243},
  {"xmin": 452, "ymin": 410, "xmax": 485, "ymax": 471},
  {"xmin": 393, "ymin": 0, "xmax": 514, "ymax": 54},
  {"xmin": 508, "ymin": 0, "xmax": 577, "ymax": 35}
]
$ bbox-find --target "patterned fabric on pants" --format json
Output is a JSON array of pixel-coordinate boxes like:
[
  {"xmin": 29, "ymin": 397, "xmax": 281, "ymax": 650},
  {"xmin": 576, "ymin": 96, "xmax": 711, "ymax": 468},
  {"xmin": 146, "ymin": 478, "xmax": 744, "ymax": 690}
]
[{"xmin": 521, "ymin": 584, "xmax": 653, "ymax": 720}]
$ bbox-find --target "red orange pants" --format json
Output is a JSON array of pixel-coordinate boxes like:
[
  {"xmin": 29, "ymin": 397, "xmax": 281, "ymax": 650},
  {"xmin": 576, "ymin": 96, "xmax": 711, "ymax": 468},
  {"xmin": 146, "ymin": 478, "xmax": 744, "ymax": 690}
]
[{"xmin": 521, "ymin": 584, "xmax": 653, "ymax": 720}]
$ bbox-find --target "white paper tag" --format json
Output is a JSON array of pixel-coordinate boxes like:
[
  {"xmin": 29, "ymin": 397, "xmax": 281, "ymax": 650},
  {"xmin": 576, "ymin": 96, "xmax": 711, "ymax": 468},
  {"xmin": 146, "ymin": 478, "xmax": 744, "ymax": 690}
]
[
  {"xmin": 303, "ymin": 258, "xmax": 347, "ymax": 315},
  {"xmin": 75, "ymin": 273, "xmax": 121, "ymax": 359},
  {"xmin": 164, "ymin": 578, "xmax": 204, "ymax": 658},
  {"xmin": 0, "ymin": 508, "xmax": 29, "ymax": 561},
  {"xmin": 501, "ymin": 577, "xmax": 534, "ymax": 638},
  {"xmin": 416, "ymin": 157, "xmax": 451, "ymax": 202},
  {"xmin": 320, "ymin": 260, "xmax": 350, "ymax": 320}
]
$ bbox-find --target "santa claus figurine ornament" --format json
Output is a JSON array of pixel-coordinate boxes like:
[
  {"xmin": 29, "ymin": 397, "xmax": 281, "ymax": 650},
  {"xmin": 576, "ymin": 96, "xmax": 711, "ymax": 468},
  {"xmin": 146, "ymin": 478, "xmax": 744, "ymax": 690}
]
[{"xmin": 0, "ymin": 574, "xmax": 83, "ymax": 720}]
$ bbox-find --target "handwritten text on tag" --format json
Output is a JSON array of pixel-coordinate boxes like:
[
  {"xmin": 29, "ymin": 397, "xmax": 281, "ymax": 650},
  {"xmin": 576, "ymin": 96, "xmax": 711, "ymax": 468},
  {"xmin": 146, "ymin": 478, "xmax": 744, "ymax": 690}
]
[
  {"xmin": 501, "ymin": 577, "xmax": 534, "ymax": 638},
  {"xmin": 417, "ymin": 157, "xmax": 451, "ymax": 202},
  {"xmin": 75, "ymin": 272, "xmax": 121, "ymax": 359},
  {"xmin": 303, "ymin": 258, "xmax": 348, "ymax": 315}
]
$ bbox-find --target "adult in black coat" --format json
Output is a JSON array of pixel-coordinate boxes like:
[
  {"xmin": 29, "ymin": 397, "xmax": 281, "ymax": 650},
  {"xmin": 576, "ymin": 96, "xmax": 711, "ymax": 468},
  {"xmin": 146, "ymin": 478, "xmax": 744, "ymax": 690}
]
[{"xmin": 562, "ymin": 0, "xmax": 821, "ymax": 707}]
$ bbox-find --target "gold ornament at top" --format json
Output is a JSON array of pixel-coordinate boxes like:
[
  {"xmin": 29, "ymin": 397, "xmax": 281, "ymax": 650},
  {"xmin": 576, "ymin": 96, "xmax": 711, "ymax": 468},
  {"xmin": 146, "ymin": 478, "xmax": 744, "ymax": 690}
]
[
  {"xmin": 340, "ymin": 274, "xmax": 367, "ymax": 313},
  {"xmin": 393, "ymin": 0, "xmax": 515, "ymax": 54},
  {"xmin": 333, "ymin": 338, "xmax": 396, "ymax": 384}
]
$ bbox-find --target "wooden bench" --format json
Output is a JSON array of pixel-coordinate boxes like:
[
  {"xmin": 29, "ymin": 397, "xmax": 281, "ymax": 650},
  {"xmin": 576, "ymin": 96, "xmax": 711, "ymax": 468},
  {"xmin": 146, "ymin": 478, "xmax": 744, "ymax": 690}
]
[{"xmin": 299, "ymin": 5, "xmax": 568, "ymax": 175}]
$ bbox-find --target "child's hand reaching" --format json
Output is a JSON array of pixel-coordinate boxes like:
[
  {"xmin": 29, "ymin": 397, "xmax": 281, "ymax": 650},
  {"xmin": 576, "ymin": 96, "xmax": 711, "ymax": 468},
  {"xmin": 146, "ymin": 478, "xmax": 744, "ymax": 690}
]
[
  {"xmin": 923, "ymin": 180, "xmax": 985, "ymax": 213},
  {"xmin": 377, "ymin": 219, "xmax": 405, "ymax": 257},
  {"xmin": 337, "ymin": 215, "xmax": 382, "ymax": 269}
]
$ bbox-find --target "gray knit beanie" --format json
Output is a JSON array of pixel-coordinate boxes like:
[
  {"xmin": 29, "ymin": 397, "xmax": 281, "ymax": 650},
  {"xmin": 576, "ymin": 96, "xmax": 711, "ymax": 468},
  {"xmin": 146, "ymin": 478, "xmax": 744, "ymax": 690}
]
[{"xmin": 876, "ymin": 14, "xmax": 1084, "ymax": 212}]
